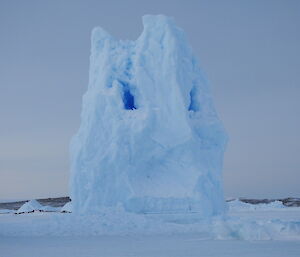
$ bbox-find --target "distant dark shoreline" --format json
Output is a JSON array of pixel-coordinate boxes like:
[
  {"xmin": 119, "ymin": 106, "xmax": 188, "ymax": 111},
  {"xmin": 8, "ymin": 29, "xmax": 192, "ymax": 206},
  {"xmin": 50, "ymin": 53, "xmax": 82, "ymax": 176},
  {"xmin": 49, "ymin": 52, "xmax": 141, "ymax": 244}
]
[
  {"xmin": 0, "ymin": 196, "xmax": 299, "ymax": 211},
  {"xmin": 228, "ymin": 197, "xmax": 300, "ymax": 207},
  {"xmin": 0, "ymin": 197, "xmax": 70, "ymax": 210}
]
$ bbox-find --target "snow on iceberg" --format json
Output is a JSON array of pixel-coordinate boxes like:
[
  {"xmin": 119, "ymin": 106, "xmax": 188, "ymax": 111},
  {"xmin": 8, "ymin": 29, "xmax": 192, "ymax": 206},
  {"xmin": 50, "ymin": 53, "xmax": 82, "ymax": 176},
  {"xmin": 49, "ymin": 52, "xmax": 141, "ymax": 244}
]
[{"xmin": 70, "ymin": 15, "xmax": 227, "ymax": 216}]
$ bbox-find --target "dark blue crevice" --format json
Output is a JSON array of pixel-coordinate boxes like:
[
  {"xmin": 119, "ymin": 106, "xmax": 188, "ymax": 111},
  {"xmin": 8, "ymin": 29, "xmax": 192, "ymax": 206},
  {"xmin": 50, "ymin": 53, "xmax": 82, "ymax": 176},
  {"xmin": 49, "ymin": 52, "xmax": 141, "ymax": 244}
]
[
  {"xmin": 188, "ymin": 87, "xmax": 199, "ymax": 112},
  {"xmin": 119, "ymin": 80, "xmax": 136, "ymax": 110}
]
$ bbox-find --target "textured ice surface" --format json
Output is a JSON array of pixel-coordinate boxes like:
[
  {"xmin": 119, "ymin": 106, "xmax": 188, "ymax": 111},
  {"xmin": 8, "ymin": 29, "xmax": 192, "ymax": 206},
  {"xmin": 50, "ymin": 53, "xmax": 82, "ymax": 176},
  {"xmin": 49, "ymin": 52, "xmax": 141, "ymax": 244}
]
[{"xmin": 70, "ymin": 15, "xmax": 227, "ymax": 215}]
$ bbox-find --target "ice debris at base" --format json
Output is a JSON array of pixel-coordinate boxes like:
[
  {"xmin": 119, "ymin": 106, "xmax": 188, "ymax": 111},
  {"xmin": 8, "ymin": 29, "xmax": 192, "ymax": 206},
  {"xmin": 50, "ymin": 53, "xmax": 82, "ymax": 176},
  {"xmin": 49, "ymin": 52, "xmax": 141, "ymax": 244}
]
[
  {"xmin": 70, "ymin": 14, "xmax": 227, "ymax": 216},
  {"xmin": 0, "ymin": 206, "xmax": 300, "ymax": 240},
  {"xmin": 61, "ymin": 202, "xmax": 72, "ymax": 213}
]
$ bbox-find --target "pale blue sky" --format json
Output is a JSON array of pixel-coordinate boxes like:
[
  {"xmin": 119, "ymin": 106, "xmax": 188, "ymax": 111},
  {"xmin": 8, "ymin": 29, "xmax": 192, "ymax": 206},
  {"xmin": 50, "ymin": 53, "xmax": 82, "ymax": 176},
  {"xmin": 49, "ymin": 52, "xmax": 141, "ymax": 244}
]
[{"xmin": 0, "ymin": 0, "xmax": 299, "ymax": 200}]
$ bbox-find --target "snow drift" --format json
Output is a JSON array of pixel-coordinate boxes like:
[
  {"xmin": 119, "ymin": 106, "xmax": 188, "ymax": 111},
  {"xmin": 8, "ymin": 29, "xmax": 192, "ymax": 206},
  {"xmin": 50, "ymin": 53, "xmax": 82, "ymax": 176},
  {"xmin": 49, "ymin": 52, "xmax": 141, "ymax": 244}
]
[
  {"xmin": 16, "ymin": 200, "xmax": 43, "ymax": 213},
  {"xmin": 16, "ymin": 200, "xmax": 60, "ymax": 214},
  {"xmin": 70, "ymin": 15, "xmax": 227, "ymax": 216}
]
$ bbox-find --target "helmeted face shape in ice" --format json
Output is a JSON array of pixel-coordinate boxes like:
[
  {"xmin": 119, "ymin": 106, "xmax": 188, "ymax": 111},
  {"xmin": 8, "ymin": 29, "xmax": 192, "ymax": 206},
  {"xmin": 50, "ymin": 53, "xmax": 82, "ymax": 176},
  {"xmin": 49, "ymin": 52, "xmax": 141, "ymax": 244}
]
[{"xmin": 70, "ymin": 15, "xmax": 227, "ymax": 216}]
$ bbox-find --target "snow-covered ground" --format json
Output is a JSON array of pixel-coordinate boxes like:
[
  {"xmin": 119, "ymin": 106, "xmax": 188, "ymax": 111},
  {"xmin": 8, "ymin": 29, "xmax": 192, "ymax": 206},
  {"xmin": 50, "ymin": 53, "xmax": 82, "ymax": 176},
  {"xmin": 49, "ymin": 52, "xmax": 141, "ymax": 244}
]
[
  {"xmin": 1, "ymin": 235, "xmax": 300, "ymax": 257},
  {"xmin": 0, "ymin": 201, "xmax": 299, "ymax": 256}
]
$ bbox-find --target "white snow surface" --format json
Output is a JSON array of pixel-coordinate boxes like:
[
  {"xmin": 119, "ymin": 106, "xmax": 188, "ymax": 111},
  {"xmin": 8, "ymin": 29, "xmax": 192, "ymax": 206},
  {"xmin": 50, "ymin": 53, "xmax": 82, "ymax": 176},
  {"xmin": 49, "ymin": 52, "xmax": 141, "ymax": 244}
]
[
  {"xmin": 1, "ymin": 202, "xmax": 300, "ymax": 256},
  {"xmin": 1, "ymin": 235, "xmax": 300, "ymax": 257},
  {"xmin": 70, "ymin": 15, "xmax": 227, "ymax": 215}
]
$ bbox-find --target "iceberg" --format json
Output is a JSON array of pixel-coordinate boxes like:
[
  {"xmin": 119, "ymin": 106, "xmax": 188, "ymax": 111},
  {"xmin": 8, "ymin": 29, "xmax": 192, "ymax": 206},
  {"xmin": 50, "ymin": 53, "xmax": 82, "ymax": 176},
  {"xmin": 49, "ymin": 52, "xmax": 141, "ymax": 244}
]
[{"xmin": 70, "ymin": 15, "xmax": 227, "ymax": 216}]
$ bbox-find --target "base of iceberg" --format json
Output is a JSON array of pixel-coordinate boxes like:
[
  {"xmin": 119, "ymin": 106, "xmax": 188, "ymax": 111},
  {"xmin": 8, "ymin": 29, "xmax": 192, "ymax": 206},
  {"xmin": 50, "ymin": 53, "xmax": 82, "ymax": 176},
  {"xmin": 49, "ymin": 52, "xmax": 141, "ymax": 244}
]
[{"xmin": 0, "ymin": 201, "xmax": 299, "ymax": 241}]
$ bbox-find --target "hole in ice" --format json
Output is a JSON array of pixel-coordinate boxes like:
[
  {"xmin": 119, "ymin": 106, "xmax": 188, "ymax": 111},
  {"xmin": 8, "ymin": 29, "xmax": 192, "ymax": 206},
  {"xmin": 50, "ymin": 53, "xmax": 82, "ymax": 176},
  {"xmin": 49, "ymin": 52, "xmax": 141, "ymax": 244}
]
[
  {"xmin": 119, "ymin": 80, "xmax": 136, "ymax": 110},
  {"xmin": 188, "ymin": 87, "xmax": 199, "ymax": 112}
]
